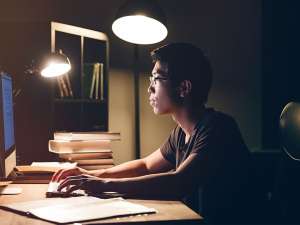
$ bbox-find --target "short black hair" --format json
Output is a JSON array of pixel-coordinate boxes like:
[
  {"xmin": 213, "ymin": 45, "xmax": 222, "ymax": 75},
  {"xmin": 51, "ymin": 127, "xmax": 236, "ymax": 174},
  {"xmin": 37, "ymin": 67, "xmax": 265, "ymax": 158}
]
[{"xmin": 151, "ymin": 42, "xmax": 212, "ymax": 106}]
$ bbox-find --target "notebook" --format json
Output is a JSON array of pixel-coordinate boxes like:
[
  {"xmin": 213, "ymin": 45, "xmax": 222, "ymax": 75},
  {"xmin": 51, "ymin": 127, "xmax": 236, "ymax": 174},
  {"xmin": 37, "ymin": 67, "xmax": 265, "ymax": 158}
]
[{"xmin": 0, "ymin": 196, "xmax": 157, "ymax": 223}]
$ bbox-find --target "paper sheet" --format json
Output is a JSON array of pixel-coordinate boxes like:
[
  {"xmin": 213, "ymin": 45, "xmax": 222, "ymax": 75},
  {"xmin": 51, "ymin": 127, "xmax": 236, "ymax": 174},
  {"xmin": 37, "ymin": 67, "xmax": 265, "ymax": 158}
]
[
  {"xmin": 31, "ymin": 162, "xmax": 77, "ymax": 169},
  {"xmin": 0, "ymin": 186, "xmax": 22, "ymax": 195},
  {"xmin": 1, "ymin": 196, "xmax": 157, "ymax": 223}
]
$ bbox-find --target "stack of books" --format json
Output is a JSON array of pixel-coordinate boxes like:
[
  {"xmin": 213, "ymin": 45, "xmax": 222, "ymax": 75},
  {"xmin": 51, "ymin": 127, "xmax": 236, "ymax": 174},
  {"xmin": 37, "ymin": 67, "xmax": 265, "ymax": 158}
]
[{"xmin": 49, "ymin": 132, "xmax": 120, "ymax": 171}]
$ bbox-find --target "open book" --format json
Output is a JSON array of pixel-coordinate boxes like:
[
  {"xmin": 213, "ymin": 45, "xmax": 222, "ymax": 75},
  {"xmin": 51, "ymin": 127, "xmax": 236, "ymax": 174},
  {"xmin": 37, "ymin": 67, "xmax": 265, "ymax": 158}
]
[{"xmin": 0, "ymin": 196, "xmax": 157, "ymax": 223}]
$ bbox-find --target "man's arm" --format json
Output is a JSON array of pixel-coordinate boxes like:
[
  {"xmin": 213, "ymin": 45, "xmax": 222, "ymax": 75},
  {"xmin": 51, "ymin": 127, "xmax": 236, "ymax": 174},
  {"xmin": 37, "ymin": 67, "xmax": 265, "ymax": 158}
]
[
  {"xmin": 95, "ymin": 148, "xmax": 174, "ymax": 178},
  {"xmin": 59, "ymin": 151, "xmax": 210, "ymax": 200},
  {"xmin": 52, "ymin": 149, "xmax": 173, "ymax": 182},
  {"xmin": 100, "ymin": 152, "xmax": 206, "ymax": 199}
]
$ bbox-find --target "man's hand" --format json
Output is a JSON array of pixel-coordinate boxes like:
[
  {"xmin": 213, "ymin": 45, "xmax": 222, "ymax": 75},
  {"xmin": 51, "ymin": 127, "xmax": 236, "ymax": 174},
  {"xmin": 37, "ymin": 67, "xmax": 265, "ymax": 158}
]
[
  {"xmin": 57, "ymin": 174, "xmax": 105, "ymax": 194},
  {"xmin": 51, "ymin": 167, "xmax": 89, "ymax": 183}
]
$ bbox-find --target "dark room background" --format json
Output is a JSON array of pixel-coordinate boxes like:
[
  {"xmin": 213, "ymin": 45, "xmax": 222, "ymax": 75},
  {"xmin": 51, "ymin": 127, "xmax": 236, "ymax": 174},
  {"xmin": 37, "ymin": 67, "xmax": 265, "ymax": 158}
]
[{"xmin": 0, "ymin": 0, "xmax": 297, "ymax": 165}]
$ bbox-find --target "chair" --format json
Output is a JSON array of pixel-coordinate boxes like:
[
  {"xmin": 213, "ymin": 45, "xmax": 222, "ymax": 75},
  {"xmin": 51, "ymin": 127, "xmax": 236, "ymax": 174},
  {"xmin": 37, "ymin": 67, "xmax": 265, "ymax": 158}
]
[
  {"xmin": 280, "ymin": 102, "xmax": 300, "ymax": 161},
  {"xmin": 273, "ymin": 102, "xmax": 300, "ymax": 224}
]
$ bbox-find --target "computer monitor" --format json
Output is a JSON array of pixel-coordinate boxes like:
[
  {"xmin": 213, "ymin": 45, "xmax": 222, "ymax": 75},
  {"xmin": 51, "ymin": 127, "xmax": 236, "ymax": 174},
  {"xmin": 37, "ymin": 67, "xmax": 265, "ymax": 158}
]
[{"xmin": 0, "ymin": 73, "xmax": 16, "ymax": 178}]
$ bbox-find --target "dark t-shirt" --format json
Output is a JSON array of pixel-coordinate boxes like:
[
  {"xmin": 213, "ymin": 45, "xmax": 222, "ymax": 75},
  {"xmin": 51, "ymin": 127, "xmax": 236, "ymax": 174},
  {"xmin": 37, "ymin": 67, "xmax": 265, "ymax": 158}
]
[{"xmin": 160, "ymin": 108, "xmax": 255, "ymax": 223}]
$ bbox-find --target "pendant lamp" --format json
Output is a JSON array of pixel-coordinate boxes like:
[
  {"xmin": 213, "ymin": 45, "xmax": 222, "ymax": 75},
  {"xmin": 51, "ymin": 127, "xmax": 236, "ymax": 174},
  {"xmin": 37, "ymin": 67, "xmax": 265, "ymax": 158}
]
[{"xmin": 112, "ymin": 0, "xmax": 168, "ymax": 159}]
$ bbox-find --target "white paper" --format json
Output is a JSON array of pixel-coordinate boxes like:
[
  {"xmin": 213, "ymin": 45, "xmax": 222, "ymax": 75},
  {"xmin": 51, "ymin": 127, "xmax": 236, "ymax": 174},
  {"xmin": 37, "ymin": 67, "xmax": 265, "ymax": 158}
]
[
  {"xmin": 1, "ymin": 196, "xmax": 157, "ymax": 223},
  {"xmin": 31, "ymin": 162, "xmax": 77, "ymax": 169},
  {"xmin": 54, "ymin": 132, "xmax": 120, "ymax": 141},
  {"xmin": 0, "ymin": 186, "xmax": 22, "ymax": 195}
]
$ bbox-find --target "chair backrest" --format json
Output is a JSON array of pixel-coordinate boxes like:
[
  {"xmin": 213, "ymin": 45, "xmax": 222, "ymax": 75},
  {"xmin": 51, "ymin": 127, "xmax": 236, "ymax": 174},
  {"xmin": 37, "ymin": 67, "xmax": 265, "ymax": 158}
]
[
  {"xmin": 279, "ymin": 102, "xmax": 300, "ymax": 160},
  {"xmin": 273, "ymin": 102, "xmax": 300, "ymax": 223}
]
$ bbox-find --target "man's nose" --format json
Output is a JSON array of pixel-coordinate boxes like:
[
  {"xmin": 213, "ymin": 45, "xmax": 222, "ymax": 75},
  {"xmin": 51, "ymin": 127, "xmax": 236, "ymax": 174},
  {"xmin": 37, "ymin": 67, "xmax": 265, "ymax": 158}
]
[{"xmin": 148, "ymin": 84, "xmax": 155, "ymax": 94}]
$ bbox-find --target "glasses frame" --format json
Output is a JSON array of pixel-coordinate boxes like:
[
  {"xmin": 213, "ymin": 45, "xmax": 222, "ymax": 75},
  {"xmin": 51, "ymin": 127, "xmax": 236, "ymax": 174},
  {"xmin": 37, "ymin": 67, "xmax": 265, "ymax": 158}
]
[{"xmin": 149, "ymin": 75, "xmax": 169, "ymax": 85}]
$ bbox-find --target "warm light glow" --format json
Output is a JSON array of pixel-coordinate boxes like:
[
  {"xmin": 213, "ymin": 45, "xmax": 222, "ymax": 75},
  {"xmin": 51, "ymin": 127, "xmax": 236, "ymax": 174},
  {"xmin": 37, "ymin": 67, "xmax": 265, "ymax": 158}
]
[
  {"xmin": 112, "ymin": 15, "xmax": 167, "ymax": 44},
  {"xmin": 41, "ymin": 62, "xmax": 71, "ymax": 78}
]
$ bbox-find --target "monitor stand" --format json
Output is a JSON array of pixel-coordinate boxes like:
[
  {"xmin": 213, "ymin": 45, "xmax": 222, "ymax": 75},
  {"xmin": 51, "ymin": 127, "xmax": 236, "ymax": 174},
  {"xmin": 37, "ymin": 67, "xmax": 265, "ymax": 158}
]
[{"xmin": 4, "ymin": 147, "xmax": 16, "ymax": 178}]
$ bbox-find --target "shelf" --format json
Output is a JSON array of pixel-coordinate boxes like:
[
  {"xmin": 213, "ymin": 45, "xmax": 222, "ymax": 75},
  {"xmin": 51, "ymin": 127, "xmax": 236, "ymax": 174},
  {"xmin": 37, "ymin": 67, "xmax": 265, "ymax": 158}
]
[{"xmin": 51, "ymin": 22, "xmax": 109, "ymax": 132}]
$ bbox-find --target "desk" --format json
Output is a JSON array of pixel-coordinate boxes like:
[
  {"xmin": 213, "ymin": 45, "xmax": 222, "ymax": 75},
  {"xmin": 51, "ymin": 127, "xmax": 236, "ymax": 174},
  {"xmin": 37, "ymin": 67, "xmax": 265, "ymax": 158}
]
[{"xmin": 0, "ymin": 184, "xmax": 202, "ymax": 225}]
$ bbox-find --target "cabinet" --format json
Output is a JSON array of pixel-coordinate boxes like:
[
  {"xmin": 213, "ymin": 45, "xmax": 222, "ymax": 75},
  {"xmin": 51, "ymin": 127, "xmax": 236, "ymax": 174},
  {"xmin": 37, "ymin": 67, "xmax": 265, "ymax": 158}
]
[{"xmin": 51, "ymin": 22, "xmax": 109, "ymax": 132}]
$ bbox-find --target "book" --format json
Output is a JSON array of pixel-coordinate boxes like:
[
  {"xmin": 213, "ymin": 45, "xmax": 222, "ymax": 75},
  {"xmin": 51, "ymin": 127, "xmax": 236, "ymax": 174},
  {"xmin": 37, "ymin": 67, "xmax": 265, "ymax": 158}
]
[
  {"xmin": 0, "ymin": 181, "xmax": 12, "ymax": 186},
  {"xmin": 64, "ymin": 73, "xmax": 73, "ymax": 97},
  {"xmin": 89, "ymin": 63, "xmax": 97, "ymax": 99},
  {"xmin": 13, "ymin": 165, "xmax": 60, "ymax": 183},
  {"xmin": 54, "ymin": 131, "xmax": 120, "ymax": 141},
  {"xmin": 0, "ymin": 196, "xmax": 156, "ymax": 223},
  {"xmin": 83, "ymin": 63, "xmax": 94, "ymax": 99},
  {"xmin": 59, "ymin": 152, "xmax": 113, "ymax": 160},
  {"xmin": 59, "ymin": 76, "xmax": 69, "ymax": 97},
  {"xmin": 100, "ymin": 63, "xmax": 104, "ymax": 101},
  {"xmin": 14, "ymin": 162, "xmax": 77, "ymax": 174},
  {"xmin": 12, "ymin": 174, "xmax": 52, "ymax": 184},
  {"xmin": 95, "ymin": 63, "xmax": 99, "ymax": 99},
  {"xmin": 72, "ymin": 158, "xmax": 114, "ymax": 165},
  {"xmin": 49, "ymin": 140, "xmax": 112, "ymax": 154},
  {"xmin": 86, "ymin": 63, "xmax": 104, "ymax": 100},
  {"xmin": 56, "ymin": 77, "xmax": 64, "ymax": 98},
  {"xmin": 14, "ymin": 166, "xmax": 60, "ymax": 174}
]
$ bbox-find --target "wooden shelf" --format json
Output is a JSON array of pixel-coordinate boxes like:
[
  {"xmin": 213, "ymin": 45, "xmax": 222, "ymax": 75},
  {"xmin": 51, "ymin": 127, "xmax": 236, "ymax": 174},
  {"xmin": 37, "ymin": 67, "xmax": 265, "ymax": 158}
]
[{"xmin": 51, "ymin": 22, "xmax": 109, "ymax": 132}]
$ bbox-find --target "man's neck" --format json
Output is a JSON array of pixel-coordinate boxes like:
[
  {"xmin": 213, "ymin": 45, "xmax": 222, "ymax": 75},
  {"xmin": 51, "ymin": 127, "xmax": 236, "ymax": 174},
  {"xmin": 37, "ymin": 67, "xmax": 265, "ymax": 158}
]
[{"xmin": 171, "ymin": 106, "xmax": 205, "ymax": 137}]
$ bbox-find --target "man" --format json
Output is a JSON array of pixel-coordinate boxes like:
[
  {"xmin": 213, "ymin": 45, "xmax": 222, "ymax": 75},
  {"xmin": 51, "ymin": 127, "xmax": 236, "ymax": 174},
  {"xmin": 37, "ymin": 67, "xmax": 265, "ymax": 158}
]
[{"xmin": 52, "ymin": 43, "xmax": 256, "ymax": 223}]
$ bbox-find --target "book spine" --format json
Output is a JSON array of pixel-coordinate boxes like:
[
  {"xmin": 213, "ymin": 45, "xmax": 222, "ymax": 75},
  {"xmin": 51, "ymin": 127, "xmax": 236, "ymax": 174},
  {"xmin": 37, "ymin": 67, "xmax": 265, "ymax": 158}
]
[
  {"xmin": 56, "ymin": 77, "xmax": 64, "ymax": 98},
  {"xmin": 48, "ymin": 140, "xmax": 112, "ymax": 154},
  {"xmin": 64, "ymin": 73, "xmax": 73, "ymax": 97},
  {"xmin": 89, "ymin": 63, "xmax": 97, "ymax": 99},
  {"xmin": 71, "ymin": 158, "xmax": 114, "ymax": 165},
  {"xmin": 95, "ymin": 63, "xmax": 100, "ymax": 100},
  {"xmin": 100, "ymin": 63, "xmax": 104, "ymax": 101},
  {"xmin": 59, "ymin": 76, "xmax": 69, "ymax": 97},
  {"xmin": 59, "ymin": 152, "xmax": 113, "ymax": 160}
]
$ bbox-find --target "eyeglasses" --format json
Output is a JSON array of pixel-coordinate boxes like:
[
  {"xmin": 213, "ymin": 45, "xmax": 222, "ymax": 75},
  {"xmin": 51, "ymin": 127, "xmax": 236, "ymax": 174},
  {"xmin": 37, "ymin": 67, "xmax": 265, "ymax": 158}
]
[{"xmin": 149, "ymin": 75, "xmax": 169, "ymax": 85}]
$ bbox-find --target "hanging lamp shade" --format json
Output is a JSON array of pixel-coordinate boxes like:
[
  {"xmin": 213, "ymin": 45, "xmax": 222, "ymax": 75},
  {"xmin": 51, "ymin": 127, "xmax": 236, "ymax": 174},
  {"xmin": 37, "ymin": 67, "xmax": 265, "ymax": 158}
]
[
  {"xmin": 40, "ymin": 50, "xmax": 71, "ymax": 78},
  {"xmin": 112, "ymin": 0, "xmax": 168, "ymax": 45}
]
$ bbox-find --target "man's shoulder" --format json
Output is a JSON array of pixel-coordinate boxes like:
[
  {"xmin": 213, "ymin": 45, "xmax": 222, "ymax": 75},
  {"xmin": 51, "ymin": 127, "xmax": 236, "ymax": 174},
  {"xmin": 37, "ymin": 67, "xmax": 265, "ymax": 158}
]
[{"xmin": 203, "ymin": 108, "xmax": 236, "ymax": 128}]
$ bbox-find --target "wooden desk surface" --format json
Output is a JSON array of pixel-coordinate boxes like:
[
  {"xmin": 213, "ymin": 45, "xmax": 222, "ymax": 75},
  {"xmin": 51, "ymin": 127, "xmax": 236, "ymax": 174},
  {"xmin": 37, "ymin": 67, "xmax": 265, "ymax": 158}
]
[{"xmin": 0, "ymin": 184, "xmax": 202, "ymax": 225}]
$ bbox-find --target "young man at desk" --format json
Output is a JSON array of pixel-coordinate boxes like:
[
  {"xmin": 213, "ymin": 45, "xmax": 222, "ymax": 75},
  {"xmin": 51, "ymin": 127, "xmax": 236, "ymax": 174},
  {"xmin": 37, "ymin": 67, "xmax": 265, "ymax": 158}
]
[{"xmin": 52, "ymin": 43, "xmax": 256, "ymax": 223}]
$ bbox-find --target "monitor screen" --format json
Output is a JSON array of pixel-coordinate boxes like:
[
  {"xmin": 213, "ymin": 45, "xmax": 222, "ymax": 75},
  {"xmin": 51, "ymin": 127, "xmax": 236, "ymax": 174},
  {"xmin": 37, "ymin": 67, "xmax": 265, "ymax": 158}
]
[
  {"xmin": 0, "ymin": 73, "xmax": 16, "ymax": 178},
  {"xmin": 1, "ymin": 74, "xmax": 15, "ymax": 152}
]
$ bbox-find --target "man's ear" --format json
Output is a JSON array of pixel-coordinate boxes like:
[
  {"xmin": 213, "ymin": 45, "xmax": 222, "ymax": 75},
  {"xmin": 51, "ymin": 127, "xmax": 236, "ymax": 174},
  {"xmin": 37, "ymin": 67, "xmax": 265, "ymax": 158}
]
[{"xmin": 178, "ymin": 80, "xmax": 192, "ymax": 98}]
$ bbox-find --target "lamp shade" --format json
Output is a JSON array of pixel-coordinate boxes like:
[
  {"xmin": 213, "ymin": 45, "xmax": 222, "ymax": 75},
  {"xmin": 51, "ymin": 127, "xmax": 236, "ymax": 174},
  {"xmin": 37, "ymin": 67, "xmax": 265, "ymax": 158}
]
[
  {"xmin": 40, "ymin": 51, "xmax": 71, "ymax": 78},
  {"xmin": 112, "ymin": 0, "xmax": 167, "ymax": 45}
]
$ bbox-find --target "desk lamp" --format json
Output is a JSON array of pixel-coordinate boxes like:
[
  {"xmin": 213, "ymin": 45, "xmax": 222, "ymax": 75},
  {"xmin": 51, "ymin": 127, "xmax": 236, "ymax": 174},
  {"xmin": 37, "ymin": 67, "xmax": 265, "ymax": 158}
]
[
  {"xmin": 11, "ymin": 50, "xmax": 71, "ymax": 99},
  {"xmin": 112, "ymin": 0, "xmax": 168, "ymax": 158},
  {"xmin": 25, "ymin": 50, "xmax": 71, "ymax": 78},
  {"xmin": 40, "ymin": 50, "xmax": 71, "ymax": 78}
]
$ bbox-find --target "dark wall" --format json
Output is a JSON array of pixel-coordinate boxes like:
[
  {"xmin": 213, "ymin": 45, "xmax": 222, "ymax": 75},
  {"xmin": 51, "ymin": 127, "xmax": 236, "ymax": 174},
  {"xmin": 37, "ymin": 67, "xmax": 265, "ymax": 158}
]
[
  {"xmin": 0, "ymin": 22, "xmax": 53, "ymax": 163},
  {"xmin": 262, "ymin": 0, "xmax": 300, "ymax": 149},
  {"xmin": 0, "ymin": 0, "xmax": 263, "ymax": 163}
]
